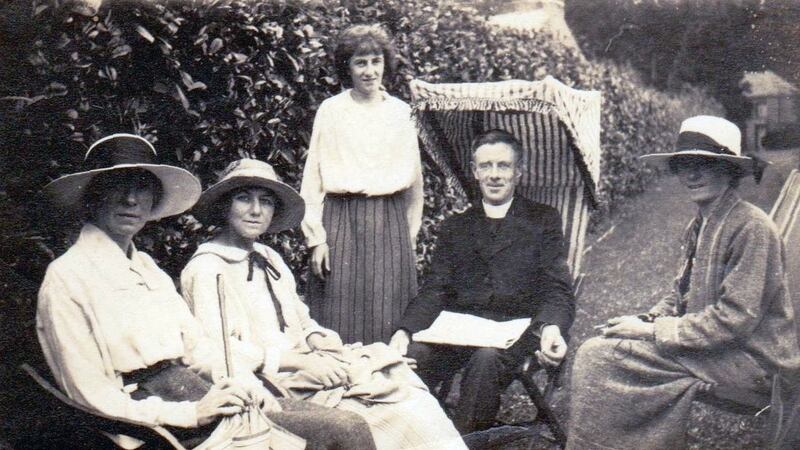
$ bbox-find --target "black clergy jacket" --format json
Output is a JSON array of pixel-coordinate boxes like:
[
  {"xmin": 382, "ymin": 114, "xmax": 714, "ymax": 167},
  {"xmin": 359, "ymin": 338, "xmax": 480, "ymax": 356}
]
[{"xmin": 398, "ymin": 196, "xmax": 575, "ymax": 335}]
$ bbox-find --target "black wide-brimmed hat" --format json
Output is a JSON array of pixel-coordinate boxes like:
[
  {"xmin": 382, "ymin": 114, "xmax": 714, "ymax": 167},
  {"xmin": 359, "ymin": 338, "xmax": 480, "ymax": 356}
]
[
  {"xmin": 639, "ymin": 115, "xmax": 754, "ymax": 173},
  {"xmin": 43, "ymin": 134, "xmax": 201, "ymax": 219},
  {"xmin": 193, "ymin": 158, "xmax": 305, "ymax": 233}
]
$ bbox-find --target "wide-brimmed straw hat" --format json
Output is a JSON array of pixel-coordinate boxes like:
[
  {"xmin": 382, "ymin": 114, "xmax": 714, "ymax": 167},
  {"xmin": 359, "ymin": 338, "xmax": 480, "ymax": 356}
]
[
  {"xmin": 639, "ymin": 115, "xmax": 754, "ymax": 173},
  {"xmin": 43, "ymin": 133, "xmax": 201, "ymax": 219},
  {"xmin": 193, "ymin": 158, "xmax": 305, "ymax": 233}
]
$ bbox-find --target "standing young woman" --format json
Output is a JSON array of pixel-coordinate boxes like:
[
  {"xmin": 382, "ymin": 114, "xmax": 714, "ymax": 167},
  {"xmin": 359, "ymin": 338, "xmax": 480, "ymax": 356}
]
[{"xmin": 300, "ymin": 24, "xmax": 423, "ymax": 344}]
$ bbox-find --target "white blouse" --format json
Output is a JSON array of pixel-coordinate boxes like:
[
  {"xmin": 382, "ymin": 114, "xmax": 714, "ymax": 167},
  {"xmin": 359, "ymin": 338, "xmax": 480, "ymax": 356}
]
[
  {"xmin": 300, "ymin": 89, "xmax": 424, "ymax": 247},
  {"xmin": 36, "ymin": 224, "xmax": 236, "ymax": 428},
  {"xmin": 181, "ymin": 241, "xmax": 332, "ymax": 377}
]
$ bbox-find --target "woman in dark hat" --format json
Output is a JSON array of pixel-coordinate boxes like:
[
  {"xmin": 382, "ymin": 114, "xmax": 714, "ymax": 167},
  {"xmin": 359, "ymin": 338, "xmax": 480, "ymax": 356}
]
[
  {"xmin": 182, "ymin": 158, "xmax": 466, "ymax": 450},
  {"xmin": 566, "ymin": 116, "xmax": 800, "ymax": 449},
  {"xmin": 300, "ymin": 23, "xmax": 423, "ymax": 345},
  {"xmin": 36, "ymin": 134, "xmax": 263, "ymax": 447},
  {"xmin": 36, "ymin": 135, "xmax": 374, "ymax": 449}
]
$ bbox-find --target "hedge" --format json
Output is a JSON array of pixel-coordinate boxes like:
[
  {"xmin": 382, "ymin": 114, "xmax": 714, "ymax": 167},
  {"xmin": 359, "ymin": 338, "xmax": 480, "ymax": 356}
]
[{"xmin": 0, "ymin": 0, "xmax": 721, "ymax": 443}]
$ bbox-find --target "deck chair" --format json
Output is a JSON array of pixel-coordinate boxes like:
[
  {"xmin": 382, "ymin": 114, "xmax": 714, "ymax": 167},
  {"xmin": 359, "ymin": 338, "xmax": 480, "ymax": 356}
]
[
  {"xmin": 696, "ymin": 169, "xmax": 800, "ymax": 432},
  {"xmin": 20, "ymin": 363, "xmax": 186, "ymax": 449},
  {"xmin": 764, "ymin": 168, "xmax": 800, "ymax": 449},
  {"xmin": 409, "ymin": 77, "xmax": 602, "ymax": 449}
]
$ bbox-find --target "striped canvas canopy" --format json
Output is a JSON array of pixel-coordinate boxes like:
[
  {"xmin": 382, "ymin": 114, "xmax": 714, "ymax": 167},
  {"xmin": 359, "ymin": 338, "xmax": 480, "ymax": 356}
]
[{"xmin": 410, "ymin": 77, "xmax": 602, "ymax": 277}]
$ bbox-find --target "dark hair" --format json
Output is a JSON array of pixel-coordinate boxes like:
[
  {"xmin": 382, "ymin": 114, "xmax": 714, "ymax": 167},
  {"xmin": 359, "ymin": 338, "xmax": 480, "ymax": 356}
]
[
  {"xmin": 333, "ymin": 24, "xmax": 397, "ymax": 88},
  {"xmin": 470, "ymin": 129, "xmax": 524, "ymax": 164},
  {"xmin": 667, "ymin": 155, "xmax": 746, "ymax": 188},
  {"xmin": 83, "ymin": 168, "xmax": 163, "ymax": 221},
  {"xmin": 206, "ymin": 186, "xmax": 280, "ymax": 228}
]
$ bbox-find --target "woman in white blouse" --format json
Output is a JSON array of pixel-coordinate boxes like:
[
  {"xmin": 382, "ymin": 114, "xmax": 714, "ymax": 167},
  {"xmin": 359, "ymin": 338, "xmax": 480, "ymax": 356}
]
[
  {"xmin": 36, "ymin": 134, "xmax": 374, "ymax": 448},
  {"xmin": 182, "ymin": 158, "xmax": 465, "ymax": 450},
  {"xmin": 300, "ymin": 24, "xmax": 423, "ymax": 345}
]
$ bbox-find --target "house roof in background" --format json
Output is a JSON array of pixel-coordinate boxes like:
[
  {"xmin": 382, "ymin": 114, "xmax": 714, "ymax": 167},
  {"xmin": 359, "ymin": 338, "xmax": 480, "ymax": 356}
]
[{"xmin": 741, "ymin": 71, "xmax": 798, "ymax": 97}]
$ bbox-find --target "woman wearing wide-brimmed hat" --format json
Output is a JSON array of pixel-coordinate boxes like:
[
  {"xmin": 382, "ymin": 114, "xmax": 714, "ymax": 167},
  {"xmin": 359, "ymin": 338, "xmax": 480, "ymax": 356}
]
[
  {"xmin": 36, "ymin": 134, "xmax": 268, "ymax": 447},
  {"xmin": 182, "ymin": 158, "xmax": 466, "ymax": 450},
  {"xmin": 300, "ymin": 24, "xmax": 423, "ymax": 345},
  {"xmin": 566, "ymin": 116, "xmax": 800, "ymax": 449},
  {"xmin": 35, "ymin": 135, "xmax": 374, "ymax": 449}
]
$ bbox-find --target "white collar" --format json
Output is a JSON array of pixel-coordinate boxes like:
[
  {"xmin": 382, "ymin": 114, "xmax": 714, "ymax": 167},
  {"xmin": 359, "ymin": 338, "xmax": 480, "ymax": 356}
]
[
  {"xmin": 192, "ymin": 240, "xmax": 271, "ymax": 263},
  {"xmin": 482, "ymin": 198, "xmax": 514, "ymax": 219},
  {"xmin": 75, "ymin": 223, "xmax": 161, "ymax": 289}
]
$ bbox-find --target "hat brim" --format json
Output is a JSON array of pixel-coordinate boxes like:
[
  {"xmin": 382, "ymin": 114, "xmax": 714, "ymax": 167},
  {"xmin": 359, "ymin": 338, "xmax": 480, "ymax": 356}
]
[
  {"xmin": 43, "ymin": 164, "xmax": 202, "ymax": 220},
  {"xmin": 193, "ymin": 176, "xmax": 305, "ymax": 233},
  {"xmin": 639, "ymin": 150, "xmax": 755, "ymax": 174}
]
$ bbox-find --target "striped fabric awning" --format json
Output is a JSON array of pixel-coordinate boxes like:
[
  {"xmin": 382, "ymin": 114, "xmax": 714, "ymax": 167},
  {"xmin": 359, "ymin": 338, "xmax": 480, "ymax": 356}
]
[{"xmin": 410, "ymin": 77, "xmax": 602, "ymax": 277}]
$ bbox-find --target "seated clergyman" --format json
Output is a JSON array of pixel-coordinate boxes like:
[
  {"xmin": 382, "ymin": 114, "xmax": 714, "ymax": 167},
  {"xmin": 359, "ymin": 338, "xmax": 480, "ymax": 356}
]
[
  {"xmin": 566, "ymin": 116, "xmax": 800, "ymax": 450},
  {"xmin": 389, "ymin": 129, "xmax": 576, "ymax": 434}
]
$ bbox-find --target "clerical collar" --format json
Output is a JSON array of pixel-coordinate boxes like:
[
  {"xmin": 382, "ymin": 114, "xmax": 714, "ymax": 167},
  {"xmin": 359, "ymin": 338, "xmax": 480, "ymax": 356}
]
[{"xmin": 482, "ymin": 198, "xmax": 514, "ymax": 219}]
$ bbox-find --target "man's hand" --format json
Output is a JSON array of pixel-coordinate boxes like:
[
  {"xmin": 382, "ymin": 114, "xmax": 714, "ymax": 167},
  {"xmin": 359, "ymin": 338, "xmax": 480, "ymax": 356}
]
[
  {"xmin": 310, "ymin": 243, "xmax": 331, "ymax": 279},
  {"xmin": 536, "ymin": 325, "xmax": 567, "ymax": 367},
  {"xmin": 389, "ymin": 330, "xmax": 411, "ymax": 356},
  {"xmin": 306, "ymin": 332, "xmax": 343, "ymax": 352},
  {"xmin": 389, "ymin": 329, "xmax": 417, "ymax": 369},
  {"xmin": 602, "ymin": 316, "xmax": 655, "ymax": 340}
]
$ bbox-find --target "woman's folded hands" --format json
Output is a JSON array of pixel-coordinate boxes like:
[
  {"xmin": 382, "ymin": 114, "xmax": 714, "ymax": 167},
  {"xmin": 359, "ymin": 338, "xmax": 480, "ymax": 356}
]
[
  {"xmin": 282, "ymin": 350, "xmax": 350, "ymax": 389},
  {"xmin": 196, "ymin": 376, "xmax": 282, "ymax": 425}
]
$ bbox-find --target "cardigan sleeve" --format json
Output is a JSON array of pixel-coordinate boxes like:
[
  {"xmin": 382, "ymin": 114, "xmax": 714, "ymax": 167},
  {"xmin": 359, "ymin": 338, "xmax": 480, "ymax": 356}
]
[
  {"xmin": 37, "ymin": 270, "xmax": 198, "ymax": 428},
  {"xmin": 649, "ymin": 291, "xmax": 681, "ymax": 317},
  {"xmin": 654, "ymin": 218, "xmax": 783, "ymax": 351},
  {"xmin": 300, "ymin": 102, "xmax": 329, "ymax": 248}
]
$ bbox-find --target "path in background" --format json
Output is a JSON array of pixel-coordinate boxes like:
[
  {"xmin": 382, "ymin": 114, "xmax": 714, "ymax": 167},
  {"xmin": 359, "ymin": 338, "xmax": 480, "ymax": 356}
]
[{"xmin": 500, "ymin": 148, "xmax": 799, "ymax": 449}]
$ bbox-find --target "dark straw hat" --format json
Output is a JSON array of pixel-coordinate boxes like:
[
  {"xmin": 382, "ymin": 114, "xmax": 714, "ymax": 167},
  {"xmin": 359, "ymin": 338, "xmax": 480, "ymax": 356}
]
[
  {"xmin": 193, "ymin": 158, "xmax": 305, "ymax": 233},
  {"xmin": 43, "ymin": 133, "xmax": 201, "ymax": 219},
  {"xmin": 639, "ymin": 115, "xmax": 754, "ymax": 173}
]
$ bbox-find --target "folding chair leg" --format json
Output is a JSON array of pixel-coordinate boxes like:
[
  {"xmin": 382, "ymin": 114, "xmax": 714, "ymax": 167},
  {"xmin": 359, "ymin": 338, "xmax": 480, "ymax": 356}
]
[{"xmin": 518, "ymin": 373, "xmax": 567, "ymax": 449}]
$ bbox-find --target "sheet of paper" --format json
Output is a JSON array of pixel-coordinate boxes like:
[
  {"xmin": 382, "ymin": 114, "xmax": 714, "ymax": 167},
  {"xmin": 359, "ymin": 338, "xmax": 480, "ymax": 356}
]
[{"xmin": 412, "ymin": 311, "xmax": 532, "ymax": 349}]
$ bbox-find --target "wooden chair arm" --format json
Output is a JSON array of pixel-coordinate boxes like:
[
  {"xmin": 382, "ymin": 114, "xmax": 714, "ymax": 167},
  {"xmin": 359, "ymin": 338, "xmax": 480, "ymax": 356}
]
[{"xmin": 20, "ymin": 363, "xmax": 187, "ymax": 450}]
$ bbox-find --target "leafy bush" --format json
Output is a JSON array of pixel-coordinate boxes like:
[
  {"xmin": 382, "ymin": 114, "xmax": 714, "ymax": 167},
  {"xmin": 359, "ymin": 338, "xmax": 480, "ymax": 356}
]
[{"xmin": 762, "ymin": 124, "xmax": 800, "ymax": 150}]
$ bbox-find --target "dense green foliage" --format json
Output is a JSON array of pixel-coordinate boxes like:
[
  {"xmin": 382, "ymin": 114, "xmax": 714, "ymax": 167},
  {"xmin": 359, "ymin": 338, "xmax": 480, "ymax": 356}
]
[
  {"xmin": 565, "ymin": 0, "xmax": 800, "ymax": 126},
  {"xmin": 762, "ymin": 125, "xmax": 800, "ymax": 150},
  {"xmin": 0, "ymin": 1, "xmax": 721, "ymax": 444}
]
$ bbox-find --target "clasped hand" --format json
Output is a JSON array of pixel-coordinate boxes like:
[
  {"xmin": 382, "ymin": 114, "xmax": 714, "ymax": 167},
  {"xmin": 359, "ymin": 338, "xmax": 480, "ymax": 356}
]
[
  {"xmin": 196, "ymin": 376, "xmax": 280, "ymax": 425},
  {"xmin": 300, "ymin": 353, "xmax": 350, "ymax": 389},
  {"xmin": 599, "ymin": 315, "xmax": 655, "ymax": 340},
  {"xmin": 535, "ymin": 325, "xmax": 568, "ymax": 367}
]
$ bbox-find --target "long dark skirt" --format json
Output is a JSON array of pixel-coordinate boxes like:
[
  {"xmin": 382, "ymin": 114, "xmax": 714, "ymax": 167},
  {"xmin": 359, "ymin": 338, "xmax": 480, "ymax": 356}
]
[{"xmin": 306, "ymin": 192, "xmax": 418, "ymax": 344}]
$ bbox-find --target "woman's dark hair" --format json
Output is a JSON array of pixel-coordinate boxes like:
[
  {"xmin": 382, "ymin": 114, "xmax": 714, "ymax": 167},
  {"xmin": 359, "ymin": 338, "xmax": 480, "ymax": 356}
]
[
  {"xmin": 83, "ymin": 168, "xmax": 163, "ymax": 221},
  {"xmin": 667, "ymin": 155, "xmax": 746, "ymax": 188},
  {"xmin": 470, "ymin": 129, "xmax": 524, "ymax": 165},
  {"xmin": 206, "ymin": 186, "xmax": 280, "ymax": 228},
  {"xmin": 333, "ymin": 24, "xmax": 397, "ymax": 88}
]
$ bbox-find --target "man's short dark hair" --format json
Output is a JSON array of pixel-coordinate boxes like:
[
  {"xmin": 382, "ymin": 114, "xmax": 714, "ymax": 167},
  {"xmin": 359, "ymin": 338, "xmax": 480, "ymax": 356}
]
[{"xmin": 470, "ymin": 129, "xmax": 523, "ymax": 164}]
